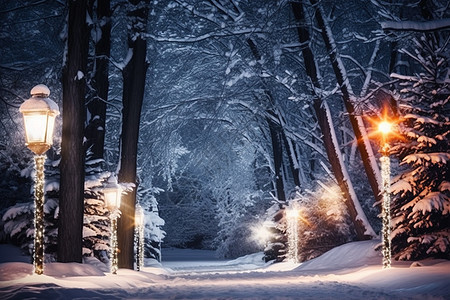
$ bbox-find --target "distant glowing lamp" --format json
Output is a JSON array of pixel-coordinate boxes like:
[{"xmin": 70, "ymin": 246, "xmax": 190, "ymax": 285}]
[
  {"xmin": 103, "ymin": 175, "xmax": 121, "ymax": 274},
  {"xmin": 378, "ymin": 121, "xmax": 393, "ymax": 136},
  {"xmin": 286, "ymin": 207, "xmax": 299, "ymax": 219},
  {"xmin": 135, "ymin": 205, "xmax": 145, "ymax": 227},
  {"xmin": 252, "ymin": 223, "xmax": 271, "ymax": 245},
  {"xmin": 104, "ymin": 176, "xmax": 122, "ymax": 210},
  {"xmin": 19, "ymin": 84, "xmax": 59, "ymax": 275}
]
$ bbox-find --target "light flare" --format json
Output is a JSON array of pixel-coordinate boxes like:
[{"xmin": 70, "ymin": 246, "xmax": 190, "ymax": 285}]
[
  {"xmin": 251, "ymin": 223, "xmax": 272, "ymax": 246},
  {"xmin": 378, "ymin": 121, "xmax": 393, "ymax": 136}
]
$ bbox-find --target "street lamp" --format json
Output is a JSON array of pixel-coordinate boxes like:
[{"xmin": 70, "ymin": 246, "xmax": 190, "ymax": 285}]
[
  {"xmin": 103, "ymin": 175, "xmax": 121, "ymax": 274},
  {"xmin": 251, "ymin": 222, "xmax": 272, "ymax": 246},
  {"xmin": 135, "ymin": 204, "xmax": 145, "ymax": 271},
  {"xmin": 378, "ymin": 118, "xmax": 393, "ymax": 269},
  {"xmin": 19, "ymin": 84, "xmax": 59, "ymax": 275}
]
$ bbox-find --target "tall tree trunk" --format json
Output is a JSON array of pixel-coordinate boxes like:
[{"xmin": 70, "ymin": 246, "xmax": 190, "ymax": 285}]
[
  {"xmin": 309, "ymin": 0, "xmax": 383, "ymax": 210},
  {"xmin": 291, "ymin": 1, "xmax": 375, "ymax": 239},
  {"xmin": 85, "ymin": 0, "xmax": 111, "ymax": 161},
  {"xmin": 117, "ymin": 0, "xmax": 150, "ymax": 269},
  {"xmin": 58, "ymin": 0, "xmax": 89, "ymax": 262},
  {"xmin": 268, "ymin": 120, "xmax": 286, "ymax": 202},
  {"xmin": 283, "ymin": 135, "xmax": 301, "ymax": 188}
]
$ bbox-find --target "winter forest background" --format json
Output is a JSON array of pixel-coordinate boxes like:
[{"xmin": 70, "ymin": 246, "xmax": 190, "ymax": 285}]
[{"xmin": 0, "ymin": 0, "xmax": 448, "ymax": 269}]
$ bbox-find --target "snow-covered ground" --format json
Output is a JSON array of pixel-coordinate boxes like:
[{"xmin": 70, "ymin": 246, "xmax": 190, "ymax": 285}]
[{"xmin": 0, "ymin": 240, "xmax": 449, "ymax": 299}]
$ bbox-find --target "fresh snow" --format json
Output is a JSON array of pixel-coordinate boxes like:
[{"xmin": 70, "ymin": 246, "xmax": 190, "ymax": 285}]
[
  {"xmin": 1, "ymin": 240, "xmax": 449, "ymax": 299},
  {"xmin": 76, "ymin": 70, "xmax": 84, "ymax": 80}
]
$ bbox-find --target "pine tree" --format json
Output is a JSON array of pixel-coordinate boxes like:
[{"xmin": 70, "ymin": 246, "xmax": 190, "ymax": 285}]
[
  {"xmin": 390, "ymin": 33, "xmax": 449, "ymax": 260},
  {"xmin": 138, "ymin": 190, "xmax": 165, "ymax": 262}
]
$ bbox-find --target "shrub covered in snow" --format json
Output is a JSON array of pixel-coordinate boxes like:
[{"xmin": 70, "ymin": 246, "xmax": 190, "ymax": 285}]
[
  {"xmin": 264, "ymin": 183, "xmax": 352, "ymax": 263},
  {"xmin": 138, "ymin": 189, "xmax": 166, "ymax": 262}
]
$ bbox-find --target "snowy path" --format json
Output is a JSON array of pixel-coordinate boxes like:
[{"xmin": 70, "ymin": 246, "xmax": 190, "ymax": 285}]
[
  {"xmin": 160, "ymin": 248, "xmax": 267, "ymax": 275},
  {"xmin": 1, "ymin": 241, "xmax": 449, "ymax": 299}
]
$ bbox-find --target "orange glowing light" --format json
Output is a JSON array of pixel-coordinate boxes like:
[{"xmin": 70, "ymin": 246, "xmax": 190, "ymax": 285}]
[{"xmin": 378, "ymin": 121, "xmax": 393, "ymax": 136}]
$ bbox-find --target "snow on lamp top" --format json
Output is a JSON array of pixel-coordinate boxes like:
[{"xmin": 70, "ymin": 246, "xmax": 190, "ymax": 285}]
[
  {"xmin": 31, "ymin": 84, "xmax": 50, "ymax": 97},
  {"xmin": 19, "ymin": 84, "xmax": 59, "ymax": 155}
]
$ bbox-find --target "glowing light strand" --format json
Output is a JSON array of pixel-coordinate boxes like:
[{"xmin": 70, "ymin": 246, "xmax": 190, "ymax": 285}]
[
  {"xmin": 33, "ymin": 155, "xmax": 46, "ymax": 275},
  {"xmin": 286, "ymin": 208, "xmax": 300, "ymax": 263},
  {"xmin": 110, "ymin": 212, "xmax": 119, "ymax": 274},
  {"xmin": 135, "ymin": 223, "xmax": 144, "ymax": 271},
  {"xmin": 380, "ymin": 151, "xmax": 392, "ymax": 269}
]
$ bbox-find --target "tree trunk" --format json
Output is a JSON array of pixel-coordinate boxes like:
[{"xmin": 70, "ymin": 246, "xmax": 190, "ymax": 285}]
[
  {"xmin": 283, "ymin": 135, "xmax": 301, "ymax": 188},
  {"xmin": 117, "ymin": 0, "xmax": 150, "ymax": 269},
  {"xmin": 291, "ymin": 1, "xmax": 375, "ymax": 239},
  {"xmin": 58, "ymin": 0, "xmax": 89, "ymax": 262},
  {"xmin": 268, "ymin": 120, "xmax": 286, "ymax": 202},
  {"xmin": 85, "ymin": 0, "xmax": 111, "ymax": 161},
  {"xmin": 309, "ymin": 0, "xmax": 383, "ymax": 210}
]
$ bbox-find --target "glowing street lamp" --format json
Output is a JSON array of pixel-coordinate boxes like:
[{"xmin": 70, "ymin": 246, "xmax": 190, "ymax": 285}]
[
  {"xmin": 252, "ymin": 223, "xmax": 271, "ymax": 245},
  {"xmin": 135, "ymin": 204, "xmax": 145, "ymax": 271},
  {"xmin": 103, "ymin": 175, "xmax": 121, "ymax": 274},
  {"xmin": 20, "ymin": 85, "xmax": 59, "ymax": 156},
  {"xmin": 378, "ymin": 118, "xmax": 394, "ymax": 269},
  {"xmin": 19, "ymin": 84, "xmax": 59, "ymax": 275}
]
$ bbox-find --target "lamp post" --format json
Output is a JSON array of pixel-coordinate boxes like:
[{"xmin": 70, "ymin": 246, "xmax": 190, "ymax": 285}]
[
  {"xmin": 19, "ymin": 85, "xmax": 59, "ymax": 275},
  {"xmin": 103, "ymin": 175, "xmax": 121, "ymax": 274},
  {"xmin": 378, "ymin": 119, "xmax": 393, "ymax": 269},
  {"xmin": 135, "ymin": 204, "xmax": 145, "ymax": 271},
  {"xmin": 286, "ymin": 206, "xmax": 300, "ymax": 263}
]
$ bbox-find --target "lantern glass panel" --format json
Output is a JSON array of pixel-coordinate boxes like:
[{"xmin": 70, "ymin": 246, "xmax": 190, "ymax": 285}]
[
  {"xmin": 135, "ymin": 208, "xmax": 144, "ymax": 226},
  {"xmin": 45, "ymin": 114, "xmax": 56, "ymax": 145},
  {"xmin": 24, "ymin": 113, "xmax": 49, "ymax": 143},
  {"xmin": 104, "ymin": 188, "xmax": 121, "ymax": 209}
]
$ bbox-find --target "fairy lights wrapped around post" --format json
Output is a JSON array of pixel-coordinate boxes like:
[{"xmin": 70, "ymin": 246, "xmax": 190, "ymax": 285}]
[
  {"xmin": 135, "ymin": 204, "xmax": 145, "ymax": 271},
  {"xmin": 103, "ymin": 175, "xmax": 122, "ymax": 274},
  {"xmin": 286, "ymin": 203, "xmax": 300, "ymax": 263},
  {"xmin": 378, "ymin": 120, "xmax": 393, "ymax": 269},
  {"xmin": 19, "ymin": 84, "xmax": 59, "ymax": 275}
]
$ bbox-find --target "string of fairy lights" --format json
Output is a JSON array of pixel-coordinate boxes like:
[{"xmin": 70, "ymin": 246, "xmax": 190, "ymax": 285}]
[
  {"xmin": 377, "ymin": 118, "xmax": 394, "ymax": 269},
  {"xmin": 380, "ymin": 152, "xmax": 392, "ymax": 269},
  {"xmin": 134, "ymin": 205, "xmax": 145, "ymax": 271},
  {"xmin": 286, "ymin": 207, "xmax": 300, "ymax": 263},
  {"xmin": 110, "ymin": 211, "xmax": 120, "ymax": 274},
  {"xmin": 33, "ymin": 155, "xmax": 46, "ymax": 275}
]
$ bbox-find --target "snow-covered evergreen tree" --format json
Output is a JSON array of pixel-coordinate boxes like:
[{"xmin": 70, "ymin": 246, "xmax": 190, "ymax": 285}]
[
  {"xmin": 83, "ymin": 161, "xmax": 112, "ymax": 262},
  {"xmin": 390, "ymin": 33, "xmax": 449, "ymax": 260},
  {"xmin": 263, "ymin": 203, "xmax": 287, "ymax": 262},
  {"xmin": 138, "ymin": 189, "xmax": 165, "ymax": 262}
]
